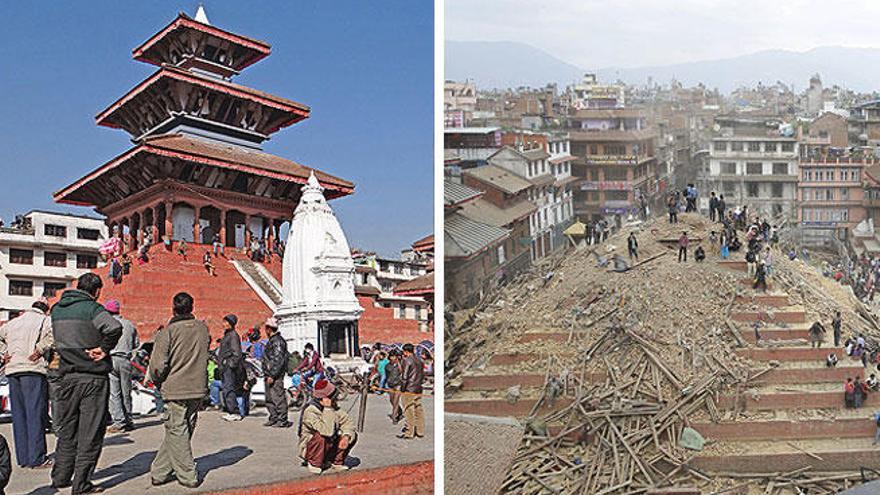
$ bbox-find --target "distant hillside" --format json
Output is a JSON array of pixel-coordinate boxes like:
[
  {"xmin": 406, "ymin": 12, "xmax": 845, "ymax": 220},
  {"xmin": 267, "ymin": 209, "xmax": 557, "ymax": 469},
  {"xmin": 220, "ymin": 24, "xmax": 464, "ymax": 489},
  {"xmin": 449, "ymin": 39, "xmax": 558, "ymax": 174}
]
[
  {"xmin": 447, "ymin": 42, "xmax": 880, "ymax": 93},
  {"xmin": 445, "ymin": 40, "xmax": 583, "ymax": 90}
]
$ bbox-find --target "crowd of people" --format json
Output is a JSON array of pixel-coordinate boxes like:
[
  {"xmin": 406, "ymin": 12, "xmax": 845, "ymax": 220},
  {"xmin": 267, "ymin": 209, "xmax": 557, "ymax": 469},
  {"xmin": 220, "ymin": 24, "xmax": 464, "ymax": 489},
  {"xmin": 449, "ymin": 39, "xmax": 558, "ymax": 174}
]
[{"xmin": 0, "ymin": 272, "xmax": 429, "ymax": 493}]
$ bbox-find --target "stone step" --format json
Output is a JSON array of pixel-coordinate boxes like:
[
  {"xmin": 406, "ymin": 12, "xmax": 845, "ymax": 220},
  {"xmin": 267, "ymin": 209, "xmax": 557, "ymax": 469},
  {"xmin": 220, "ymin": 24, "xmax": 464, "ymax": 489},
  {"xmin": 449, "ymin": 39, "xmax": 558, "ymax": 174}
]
[
  {"xmin": 733, "ymin": 293, "xmax": 790, "ymax": 307},
  {"xmin": 716, "ymin": 260, "xmax": 747, "ymax": 271},
  {"xmin": 739, "ymin": 278, "xmax": 773, "ymax": 290},
  {"xmin": 730, "ymin": 306, "xmax": 806, "ymax": 324},
  {"xmin": 460, "ymin": 373, "xmax": 605, "ymax": 391},
  {"xmin": 719, "ymin": 390, "xmax": 875, "ymax": 411},
  {"xmin": 445, "ymin": 398, "xmax": 571, "ymax": 417},
  {"xmin": 488, "ymin": 353, "xmax": 574, "ymax": 367},
  {"xmin": 692, "ymin": 443, "xmax": 880, "ymax": 474},
  {"xmin": 694, "ymin": 418, "xmax": 874, "ymax": 442},
  {"xmin": 736, "ymin": 346, "xmax": 845, "ymax": 361},
  {"xmin": 741, "ymin": 327, "xmax": 810, "ymax": 343}
]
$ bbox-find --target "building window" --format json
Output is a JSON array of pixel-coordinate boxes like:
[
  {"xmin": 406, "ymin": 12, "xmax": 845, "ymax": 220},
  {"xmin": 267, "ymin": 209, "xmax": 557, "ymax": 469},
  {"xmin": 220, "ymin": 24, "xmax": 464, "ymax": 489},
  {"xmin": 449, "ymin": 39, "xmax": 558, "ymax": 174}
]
[
  {"xmin": 398, "ymin": 304, "xmax": 407, "ymax": 319},
  {"xmin": 765, "ymin": 142, "xmax": 778, "ymax": 153},
  {"xmin": 772, "ymin": 163, "xmax": 788, "ymax": 175},
  {"xmin": 714, "ymin": 141, "xmax": 728, "ymax": 153},
  {"xmin": 589, "ymin": 144, "xmax": 599, "ymax": 154},
  {"xmin": 781, "ymin": 142, "xmax": 794, "ymax": 152},
  {"xmin": 723, "ymin": 182, "xmax": 737, "ymax": 195},
  {"xmin": 826, "ymin": 189, "xmax": 834, "ymax": 201},
  {"xmin": 731, "ymin": 142, "xmax": 743, "ymax": 152},
  {"xmin": 9, "ymin": 249, "xmax": 34, "ymax": 265},
  {"xmin": 605, "ymin": 144, "xmax": 626, "ymax": 155},
  {"xmin": 9, "ymin": 280, "xmax": 33, "ymax": 296},
  {"xmin": 748, "ymin": 142, "xmax": 761, "ymax": 152},
  {"xmin": 76, "ymin": 254, "xmax": 98, "ymax": 269},
  {"xmin": 841, "ymin": 187, "xmax": 849, "ymax": 199},
  {"xmin": 747, "ymin": 183, "xmax": 759, "ymax": 197},
  {"xmin": 415, "ymin": 305, "xmax": 422, "ymax": 319},
  {"xmin": 77, "ymin": 228, "xmax": 100, "ymax": 240},
  {"xmin": 721, "ymin": 162, "xmax": 737, "ymax": 175},
  {"xmin": 771, "ymin": 183, "xmax": 783, "ymax": 198},
  {"xmin": 43, "ymin": 282, "xmax": 66, "ymax": 297},
  {"xmin": 44, "ymin": 252, "xmax": 67, "ymax": 267},
  {"xmin": 44, "ymin": 224, "xmax": 67, "ymax": 237},
  {"xmin": 746, "ymin": 163, "xmax": 763, "ymax": 175}
]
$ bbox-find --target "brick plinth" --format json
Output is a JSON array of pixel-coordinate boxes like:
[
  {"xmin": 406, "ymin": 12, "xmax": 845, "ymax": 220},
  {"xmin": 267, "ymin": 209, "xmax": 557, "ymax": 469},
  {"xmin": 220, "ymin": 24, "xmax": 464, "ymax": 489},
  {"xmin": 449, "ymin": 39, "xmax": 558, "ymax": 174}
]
[
  {"xmin": 692, "ymin": 450, "xmax": 880, "ymax": 474},
  {"xmin": 694, "ymin": 418, "xmax": 874, "ymax": 441}
]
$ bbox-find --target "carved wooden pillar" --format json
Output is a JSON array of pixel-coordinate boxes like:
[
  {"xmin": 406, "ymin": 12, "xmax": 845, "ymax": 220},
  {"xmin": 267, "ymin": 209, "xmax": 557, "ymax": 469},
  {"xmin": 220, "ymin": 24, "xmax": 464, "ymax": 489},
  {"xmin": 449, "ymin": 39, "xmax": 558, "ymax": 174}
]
[
  {"xmin": 244, "ymin": 213, "xmax": 252, "ymax": 246},
  {"xmin": 193, "ymin": 205, "xmax": 202, "ymax": 244},
  {"xmin": 136, "ymin": 210, "xmax": 145, "ymax": 247},
  {"xmin": 266, "ymin": 217, "xmax": 274, "ymax": 256},
  {"xmin": 164, "ymin": 201, "xmax": 173, "ymax": 239},
  {"xmin": 151, "ymin": 206, "xmax": 159, "ymax": 242}
]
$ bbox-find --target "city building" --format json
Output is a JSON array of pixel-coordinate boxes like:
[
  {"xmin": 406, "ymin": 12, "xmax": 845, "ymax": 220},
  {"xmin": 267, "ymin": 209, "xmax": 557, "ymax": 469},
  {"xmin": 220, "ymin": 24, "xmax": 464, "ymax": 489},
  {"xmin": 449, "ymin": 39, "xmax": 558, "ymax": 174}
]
[
  {"xmin": 51, "ymin": 9, "xmax": 356, "ymax": 344},
  {"xmin": 445, "ymin": 180, "xmax": 511, "ymax": 309},
  {"xmin": 485, "ymin": 144, "xmax": 575, "ymax": 259},
  {"xmin": 444, "ymin": 80, "xmax": 477, "ymax": 128},
  {"xmin": 849, "ymin": 100, "xmax": 880, "ymax": 150},
  {"xmin": 569, "ymin": 73, "xmax": 625, "ymax": 110},
  {"xmin": 797, "ymin": 157, "xmax": 868, "ymax": 246},
  {"xmin": 0, "ymin": 211, "xmax": 108, "ymax": 321},
  {"xmin": 566, "ymin": 108, "xmax": 660, "ymax": 222},
  {"xmin": 707, "ymin": 115, "xmax": 799, "ymax": 219},
  {"xmin": 800, "ymin": 112, "xmax": 848, "ymax": 159},
  {"xmin": 444, "ymin": 127, "xmax": 502, "ymax": 173},
  {"xmin": 806, "ymin": 74, "xmax": 824, "ymax": 116}
]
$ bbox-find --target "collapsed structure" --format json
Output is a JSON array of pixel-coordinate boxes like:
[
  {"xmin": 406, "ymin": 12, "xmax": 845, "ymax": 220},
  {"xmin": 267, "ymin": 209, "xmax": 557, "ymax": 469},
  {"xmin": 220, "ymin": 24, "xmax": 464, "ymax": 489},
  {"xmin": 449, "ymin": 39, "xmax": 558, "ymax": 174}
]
[{"xmin": 446, "ymin": 213, "xmax": 880, "ymax": 494}]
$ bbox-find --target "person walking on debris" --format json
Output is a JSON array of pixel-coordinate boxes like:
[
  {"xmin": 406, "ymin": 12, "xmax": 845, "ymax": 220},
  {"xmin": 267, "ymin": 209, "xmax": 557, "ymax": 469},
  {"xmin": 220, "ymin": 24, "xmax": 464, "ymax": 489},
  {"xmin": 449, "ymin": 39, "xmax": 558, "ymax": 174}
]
[
  {"xmin": 745, "ymin": 248, "xmax": 757, "ymax": 278},
  {"xmin": 832, "ymin": 311, "xmax": 843, "ymax": 347},
  {"xmin": 762, "ymin": 246, "xmax": 774, "ymax": 277},
  {"xmin": 298, "ymin": 379, "xmax": 357, "ymax": 474},
  {"xmin": 105, "ymin": 300, "xmax": 139, "ymax": 434},
  {"xmin": 0, "ymin": 297, "xmax": 54, "ymax": 469},
  {"xmin": 809, "ymin": 321, "xmax": 827, "ymax": 348},
  {"xmin": 708, "ymin": 192, "xmax": 718, "ymax": 221},
  {"xmin": 753, "ymin": 261, "xmax": 768, "ymax": 292},
  {"xmin": 677, "ymin": 231, "xmax": 689, "ymax": 262},
  {"xmin": 219, "ymin": 314, "xmax": 246, "ymax": 422},
  {"xmin": 667, "ymin": 195, "xmax": 678, "ymax": 224},
  {"xmin": 148, "ymin": 292, "xmax": 210, "ymax": 489},
  {"xmin": 854, "ymin": 376, "xmax": 867, "ymax": 408},
  {"xmin": 627, "ymin": 232, "xmax": 639, "ymax": 261},
  {"xmin": 386, "ymin": 349, "xmax": 404, "ymax": 424},
  {"xmin": 260, "ymin": 317, "xmax": 290, "ymax": 428},
  {"xmin": 50, "ymin": 273, "xmax": 122, "ymax": 494},
  {"xmin": 868, "ymin": 374, "xmax": 879, "ymax": 391},
  {"xmin": 399, "ymin": 343, "xmax": 425, "ymax": 439}
]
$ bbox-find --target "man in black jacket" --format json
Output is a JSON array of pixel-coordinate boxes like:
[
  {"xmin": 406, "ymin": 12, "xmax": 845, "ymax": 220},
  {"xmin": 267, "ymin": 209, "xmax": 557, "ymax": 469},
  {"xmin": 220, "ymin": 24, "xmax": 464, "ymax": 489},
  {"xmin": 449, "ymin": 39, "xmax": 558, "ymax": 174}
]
[
  {"xmin": 260, "ymin": 317, "xmax": 290, "ymax": 428},
  {"xmin": 399, "ymin": 344, "xmax": 425, "ymax": 440},
  {"xmin": 218, "ymin": 314, "xmax": 245, "ymax": 422},
  {"xmin": 50, "ymin": 273, "xmax": 122, "ymax": 494}
]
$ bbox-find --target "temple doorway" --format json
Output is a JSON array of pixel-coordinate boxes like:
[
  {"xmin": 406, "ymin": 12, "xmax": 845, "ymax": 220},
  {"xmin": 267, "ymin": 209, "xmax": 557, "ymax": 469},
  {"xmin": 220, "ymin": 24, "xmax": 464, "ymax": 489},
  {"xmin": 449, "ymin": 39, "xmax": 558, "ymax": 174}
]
[{"xmin": 318, "ymin": 321, "xmax": 358, "ymax": 357}]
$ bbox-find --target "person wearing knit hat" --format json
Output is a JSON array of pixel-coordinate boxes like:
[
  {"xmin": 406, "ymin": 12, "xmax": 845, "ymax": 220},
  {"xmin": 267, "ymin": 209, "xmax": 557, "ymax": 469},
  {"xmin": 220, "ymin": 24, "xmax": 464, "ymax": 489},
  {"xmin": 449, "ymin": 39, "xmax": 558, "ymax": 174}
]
[
  {"xmin": 106, "ymin": 300, "xmax": 139, "ymax": 434},
  {"xmin": 260, "ymin": 317, "xmax": 290, "ymax": 428},
  {"xmin": 218, "ymin": 314, "xmax": 245, "ymax": 421},
  {"xmin": 297, "ymin": 379, "xmax": 357, "ymax": 474}
]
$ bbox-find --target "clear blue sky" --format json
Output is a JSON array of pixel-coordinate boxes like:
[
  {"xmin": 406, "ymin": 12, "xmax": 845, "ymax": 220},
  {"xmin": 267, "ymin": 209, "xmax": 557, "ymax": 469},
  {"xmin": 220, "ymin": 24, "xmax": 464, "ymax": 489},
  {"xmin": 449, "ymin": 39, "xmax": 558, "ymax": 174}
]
[{"xmin": 0, "ymin": 1, "xmax": 433, "ymax": 258}]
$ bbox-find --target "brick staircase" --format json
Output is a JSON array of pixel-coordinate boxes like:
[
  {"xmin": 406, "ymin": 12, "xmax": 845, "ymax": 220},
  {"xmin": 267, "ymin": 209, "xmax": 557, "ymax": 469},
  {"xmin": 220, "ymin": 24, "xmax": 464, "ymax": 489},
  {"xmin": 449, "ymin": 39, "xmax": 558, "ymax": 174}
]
[
  {"xmin": 446, "ymin": 258, "xmax": 880, "ymax": 475},
  {"xmin": 94, "ymin": 243, "xmax": 279, "ymax": 342},
  {"xmin": 232, "ymin": 258, "xmax": 284, "ymax": 306}
]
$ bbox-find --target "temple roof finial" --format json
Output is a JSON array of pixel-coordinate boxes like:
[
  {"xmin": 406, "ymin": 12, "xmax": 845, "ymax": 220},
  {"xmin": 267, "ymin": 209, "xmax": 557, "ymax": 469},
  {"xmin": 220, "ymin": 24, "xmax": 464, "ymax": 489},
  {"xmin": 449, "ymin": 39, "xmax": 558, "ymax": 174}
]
[{"xmin": 194, "ymin": 4, "xmax": 210, "ymax": 25}]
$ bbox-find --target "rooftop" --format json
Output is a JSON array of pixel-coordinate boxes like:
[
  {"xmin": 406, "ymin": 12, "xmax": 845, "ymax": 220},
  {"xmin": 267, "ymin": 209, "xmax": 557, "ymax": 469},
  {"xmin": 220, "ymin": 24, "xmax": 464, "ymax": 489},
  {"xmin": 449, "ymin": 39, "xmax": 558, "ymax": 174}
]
[
  {"xmin": 464, "ymin": 165, "xmax": 532, "ymax": 195},
  {"xmin": 445, "ymin": 212, "xmax": 509, "ymax": 259},
  {"xmin": 458, "ymin": 197, "xmax": 536, "ymax": 228},
  {"xmin": 568, "ymin": 129, "xmax": 658, "ymax": 142},
  {"xmin": 445, "ymin": 180, "xmax": 484, "ymax": 207},
  {"xmin": 444, "ymin": 127, "xmax": 501, "ymax": 135}
]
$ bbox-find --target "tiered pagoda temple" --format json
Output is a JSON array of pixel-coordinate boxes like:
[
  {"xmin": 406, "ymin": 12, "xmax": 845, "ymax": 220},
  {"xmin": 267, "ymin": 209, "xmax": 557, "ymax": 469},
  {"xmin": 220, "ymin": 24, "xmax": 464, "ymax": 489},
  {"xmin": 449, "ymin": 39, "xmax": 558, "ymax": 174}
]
[{"xmin": 54, "ymin": 8, "xmax": 353, "ymax": 253}]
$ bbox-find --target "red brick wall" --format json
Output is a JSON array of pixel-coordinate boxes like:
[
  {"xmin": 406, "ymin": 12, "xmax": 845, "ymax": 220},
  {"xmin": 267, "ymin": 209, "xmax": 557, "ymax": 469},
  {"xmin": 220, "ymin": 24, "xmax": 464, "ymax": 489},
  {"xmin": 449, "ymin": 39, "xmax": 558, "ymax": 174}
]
[{"xmin": 357, "ymin": 296, "xmax": 433, "ymax": 345}]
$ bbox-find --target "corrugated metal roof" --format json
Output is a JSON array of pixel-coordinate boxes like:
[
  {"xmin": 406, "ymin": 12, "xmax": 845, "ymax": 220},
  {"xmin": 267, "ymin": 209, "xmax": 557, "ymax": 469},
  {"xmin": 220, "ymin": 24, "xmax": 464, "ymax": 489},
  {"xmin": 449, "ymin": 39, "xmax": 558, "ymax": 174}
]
[
  {"xmin": 458, "ymin": 198, "xmax": 536, "ymax": 228},
  {"xmin": 445, "ymin": 180, "xmax": 483, "ymax": 207},
  {"xmin": 445, "ymin": 211, "xmax": 509, "ymax": 258},
  {"xmin": 464, "ymin": 165, "xmax": 532, "ymax": 194}
]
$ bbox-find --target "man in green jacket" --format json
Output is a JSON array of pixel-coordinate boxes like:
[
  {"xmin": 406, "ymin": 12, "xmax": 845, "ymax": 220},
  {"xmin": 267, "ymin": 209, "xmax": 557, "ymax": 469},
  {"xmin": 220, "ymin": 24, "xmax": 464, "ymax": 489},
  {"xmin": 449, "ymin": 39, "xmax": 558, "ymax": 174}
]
[
  {"xmin": 148, "ymin": 292, "xmax": 210, "ymax": 489},
  {"xmin": 50, "ymin": 273, "xmax": 122, "ymax": 494}
]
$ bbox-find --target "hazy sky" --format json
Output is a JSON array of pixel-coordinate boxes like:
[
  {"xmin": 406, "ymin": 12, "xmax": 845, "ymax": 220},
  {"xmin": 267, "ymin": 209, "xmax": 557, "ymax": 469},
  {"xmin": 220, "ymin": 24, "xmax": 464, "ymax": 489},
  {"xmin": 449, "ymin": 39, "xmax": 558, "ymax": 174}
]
[
  {"xmin": 446, "ymin": 0, "xmax": 880, "ymax": 69},
  {"xmin": 0, "ymin": 1, "xmax": 433, "ymax": 258}
]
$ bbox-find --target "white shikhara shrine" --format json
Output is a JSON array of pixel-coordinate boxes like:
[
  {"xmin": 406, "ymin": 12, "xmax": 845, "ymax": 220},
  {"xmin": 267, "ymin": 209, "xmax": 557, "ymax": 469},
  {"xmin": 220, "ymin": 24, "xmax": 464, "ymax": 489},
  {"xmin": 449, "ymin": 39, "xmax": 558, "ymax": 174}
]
[{"xmin": 276, "ymin": 172, "xmax": 363, "ymax": 360}]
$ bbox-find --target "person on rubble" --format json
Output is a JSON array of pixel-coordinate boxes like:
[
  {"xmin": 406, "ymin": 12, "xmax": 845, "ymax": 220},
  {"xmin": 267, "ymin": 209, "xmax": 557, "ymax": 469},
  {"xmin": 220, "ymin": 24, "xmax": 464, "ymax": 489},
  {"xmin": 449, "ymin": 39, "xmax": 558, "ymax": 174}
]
[
  {"xmin": 868, "ymin": 373, "xmax": 879, "ymax": 392},
  {"xmin": 677, "ymin": 231, "xmax": 689, "ymax": 262},
  {"xmin": 627, "ymin": 232, "xmax": 639, "ymax": 261},
  {"xmin": 753, "ymin": 261, "xmax": 768, "ymax": 292},
  {"xmin": 745, "ymin": 248, "xmax": 757, "ymax": 278},
  {"xmin": 694, "ymin": 245, "xmax": 705, "ymax": 263},
  {"xmin": 667, "ymin": 195, "xmax": 678, "ymax": 224},
  {"xmin": 831, "ymin": 311, "xmax": 843, "ymax": 347},
  {"xmin": 708, "ymin": 192, "xmax": 718, "ymax": 221},
  {"xmin": 809, "ymin": 321, "xmax": 827, "ymax": 348},
  {"xmin": 717, "ymin": 194, "xmax": 727, "ymax": 223},
  {"xmin": 762, "ymin": 246, "xmax": 774, "ymax": 277},
  {"xmin": 854, "ymin": 376, "xmax": 867, "ymax": 408},
  {"xmin": 826, "ymin": 353, "xmax": 839, "ymax": 368}
]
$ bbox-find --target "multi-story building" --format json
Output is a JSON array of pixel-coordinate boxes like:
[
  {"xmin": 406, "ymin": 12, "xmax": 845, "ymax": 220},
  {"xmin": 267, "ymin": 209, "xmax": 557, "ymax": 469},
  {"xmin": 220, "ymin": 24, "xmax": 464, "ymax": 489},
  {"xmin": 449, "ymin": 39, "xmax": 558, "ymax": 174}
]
[
  {"xmin": 707, "ymin": 115, "xmax": 799, "ymax": 219},
  {"xmin": 849, "ymin": 100, "xmax": 880, "ymax": 150},
  {"xmin": 444, "ymin": 80, "xmax": 477, "ymax": 128},
  {"xmin": 569, "ymin": 73, "xmax": 625, "ymax": 110},
  {"xmin": 0, "ymin": 211, "xmax": 107, "ymax": 321},
  {"xmin": 444, "ymin": 180, "xmax": 511, "ymax": 309},
  {"xmin": 443, "ymin": 127, "xmax": 502, "ymax": 173},
  {"xmin": 566, "ymin": 108, "xmax": 659, "ymax": 222},
  {"xmin": 798, "ymin": 157, "xmax": 868, "ymax": 246},
  {"xmin": 486, "ymin": 145, "xmax": 574, "ymax": 260},
  {"xmin": 801, "ymin": 112, "xmax": 848, "ymax": 159}
]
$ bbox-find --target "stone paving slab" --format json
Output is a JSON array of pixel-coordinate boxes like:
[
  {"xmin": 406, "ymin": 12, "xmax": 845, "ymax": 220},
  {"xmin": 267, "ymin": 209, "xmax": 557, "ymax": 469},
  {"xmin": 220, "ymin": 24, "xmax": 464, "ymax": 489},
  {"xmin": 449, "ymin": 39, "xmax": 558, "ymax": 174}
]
[{"xmin": 1, "ymin": 394, "xmax": 434, "ymax": 494}]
